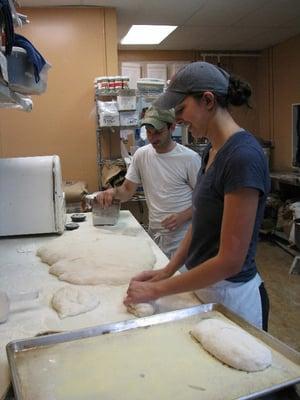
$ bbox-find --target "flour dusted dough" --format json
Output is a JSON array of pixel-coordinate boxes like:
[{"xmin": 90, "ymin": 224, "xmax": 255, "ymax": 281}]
[
  {"xmin": 191, "ymin": 318, "xmax": 272, "ymax": 372},
  {"xmin": 51, "ymin": 286, "xmax": 99, "ymax": 319},
  {"xmin": 127, "ymin": 302, "xmax": 157, "ymax": 318},
  {"xmin": 37, "ymin": 233, "xmax": 156, "ymax": 286}
]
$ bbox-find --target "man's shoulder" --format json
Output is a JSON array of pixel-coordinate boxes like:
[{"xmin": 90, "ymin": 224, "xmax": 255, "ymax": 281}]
[
  {"xmin": 133, "ymin": 144, "xmax": 153, "ymax": 158},
  {"xmin": 174, "ymin": 143, "xmax": 201, "ymax": 160}
]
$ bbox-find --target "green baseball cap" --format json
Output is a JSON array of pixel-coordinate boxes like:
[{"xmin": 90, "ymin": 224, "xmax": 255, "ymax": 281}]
[{"xmin": 140, "ymin": 106, "xmax": 175, "ymax": 130}]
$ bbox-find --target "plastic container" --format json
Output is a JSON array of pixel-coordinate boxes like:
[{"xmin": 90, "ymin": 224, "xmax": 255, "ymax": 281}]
[
  {"xmin": 97, "ymin": 100, "xmax": 120, "ymax": 126},
  {"xmin": 120, "ymin": 111, "xmax": 139, "ymax": 126},
  {"xmin": 115, "ymin": 76, "xmax": 123, "ymax": 91},
  {"xmin": 117, "ymin": 93, "xmax": 136, "ymax": 111},
  {"xmin": 122, "ymin": 76, "xmax": 130, "ymax": 89},
  {"xmin": 6, "ymin": 46, "xmax": 50, "ymax": 95},
  {"xmin": 98, "ymin": 77, "xmax": 109, "ymax": 93},
  {"xmin": 137, "ymin": 78, "xmax": 165, "ymax": 95},
  {"xmin": 108, "ymin": 77, "xmax": 116, "ymax": 93}
]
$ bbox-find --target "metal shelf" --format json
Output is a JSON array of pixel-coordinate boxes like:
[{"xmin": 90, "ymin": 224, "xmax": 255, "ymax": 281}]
[
  {"xmin": 97, "ymin": 126, "xmax": 137, "ymax": 132},
  {"xmin": 97, "ymin": 159, "xmax": 125, "ymax": 166},
  {"xmin": 95, "ymin": 89, "xmax": 138, "ymax": 189}
]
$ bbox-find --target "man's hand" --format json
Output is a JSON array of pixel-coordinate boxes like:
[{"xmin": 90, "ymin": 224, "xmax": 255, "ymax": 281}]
[
  {"xmin": 95, "ymin": 188, "xmax": 115, "ymax": 208},
  {"xmin": 161, "ymin": 213, "xmax": 184, "ymax": 231}
]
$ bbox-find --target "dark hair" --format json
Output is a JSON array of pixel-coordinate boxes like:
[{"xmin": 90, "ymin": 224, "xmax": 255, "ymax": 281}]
[
  {"xmin": 226, "ymin": 74, "xmax": 252, "ymax": 107},
  {"xmin": 192, "ymin": 74, "xmax": 252, "ymax": 109}
]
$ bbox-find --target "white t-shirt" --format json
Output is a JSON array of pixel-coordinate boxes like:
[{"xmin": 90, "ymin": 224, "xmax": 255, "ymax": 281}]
[{"xmin": 126, "ymin": 143, "xmax": 201, "ymax": 230}]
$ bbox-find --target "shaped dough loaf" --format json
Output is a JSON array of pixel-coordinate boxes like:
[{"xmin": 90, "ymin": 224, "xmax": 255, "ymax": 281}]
[
  {"xmin": 51, "ymin": 286, "xmax": 99, "ymax": 319},
  {"xmin": 127, "ymin": 302, "xmax": 157, "ymax": 318},
  {"xmin": 191, "ymin": 318, "xmax": 272, "ymax": 372}
]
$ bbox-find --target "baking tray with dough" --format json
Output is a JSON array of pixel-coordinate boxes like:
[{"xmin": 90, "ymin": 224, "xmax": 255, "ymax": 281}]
[{"xmin": 6, "ymin": 303, "xmax": 300, "ymax": 400}]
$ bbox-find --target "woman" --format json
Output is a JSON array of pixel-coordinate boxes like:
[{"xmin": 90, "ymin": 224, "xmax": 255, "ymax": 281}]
[{"xmin": 124, "ymin": 61, "xmax": 270, "ymax": 330}]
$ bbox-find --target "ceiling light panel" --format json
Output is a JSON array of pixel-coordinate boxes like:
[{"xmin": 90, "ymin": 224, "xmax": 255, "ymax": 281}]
[{"xmin": 121, "ymin": 25, "xmax": 177, "ymax": 45}]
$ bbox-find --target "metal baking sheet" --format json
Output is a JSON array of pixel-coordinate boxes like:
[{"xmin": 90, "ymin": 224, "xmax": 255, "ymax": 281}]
[{"xmin": 6, "ymin": 303, "xmax": 300, "ymax": 400}]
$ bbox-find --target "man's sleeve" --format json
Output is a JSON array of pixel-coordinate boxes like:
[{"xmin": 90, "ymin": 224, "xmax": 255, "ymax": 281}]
[
  {"xmin": 125, "ymin": 151, "xmax": 142, "ymax": 185},
  {"xmin": 187, "ymin": 153, "xmax": 202, "ymax": 189}
]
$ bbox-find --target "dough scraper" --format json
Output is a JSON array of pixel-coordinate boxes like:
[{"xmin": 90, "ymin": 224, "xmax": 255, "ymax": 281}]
[{"xmin": 0, "ymin": 290, "xmax": 39, "ymax": 323}]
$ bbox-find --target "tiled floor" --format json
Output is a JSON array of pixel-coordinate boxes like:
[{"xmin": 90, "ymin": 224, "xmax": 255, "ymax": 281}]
[{"xmin": 256, "ymin": 240, "xmax": 300, "ymax": 352}]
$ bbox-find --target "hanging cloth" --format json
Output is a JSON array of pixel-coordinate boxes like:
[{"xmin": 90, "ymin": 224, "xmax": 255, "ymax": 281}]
[{"xmin": 13, "ymin": 33, "xmax": 46, "ymax": 82}]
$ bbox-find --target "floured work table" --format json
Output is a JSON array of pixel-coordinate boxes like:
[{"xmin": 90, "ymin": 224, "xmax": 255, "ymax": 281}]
[
  {"xmin": 1, "ymin": 212, "xmax": 299, "ymax": 400},
  {"xmin": 0, "ymin": 211, "xmax": 199, "ymax": 399}
]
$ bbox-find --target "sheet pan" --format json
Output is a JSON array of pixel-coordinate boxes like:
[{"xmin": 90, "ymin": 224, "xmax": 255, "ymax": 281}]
[{"xmin": 6, "ymin": 303, "xmax": 300, "ymax": 400}]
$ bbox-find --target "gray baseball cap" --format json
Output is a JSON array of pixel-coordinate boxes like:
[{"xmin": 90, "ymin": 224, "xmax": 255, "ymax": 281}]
[
  {"xmin": 140, "ymin": 106, "xmax": 175, "ymax": 130},
  {"xmin": 154, "ymin": 61, "xmax": 230, "ymax": 110}
]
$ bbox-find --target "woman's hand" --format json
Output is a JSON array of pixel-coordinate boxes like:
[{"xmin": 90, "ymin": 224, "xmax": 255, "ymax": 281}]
[
  {"xmin": 129, "ymin": 267, "xmax": 173, "ymax": 284},
  {"xmin": 124, "ymin": 267, "xmax": 174, "ymax": 304},
  {"xmin": 124, "ymin": 280, "xmax": 162, "ymax": 305}
]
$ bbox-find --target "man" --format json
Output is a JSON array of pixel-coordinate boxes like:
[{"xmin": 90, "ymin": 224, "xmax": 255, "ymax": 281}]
[{"xmin": 96, "ymin": 106, "xmax": 201, "ymax": 259}]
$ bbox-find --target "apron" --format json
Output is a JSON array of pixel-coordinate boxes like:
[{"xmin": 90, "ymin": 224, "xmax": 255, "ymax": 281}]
[
  {"xmin": 194, "ymin": 273, "xmax": 263, "ymax": 329},
  {"xmin": 148, "ymin": 224, "xmax": 188, "ymax": 259}
]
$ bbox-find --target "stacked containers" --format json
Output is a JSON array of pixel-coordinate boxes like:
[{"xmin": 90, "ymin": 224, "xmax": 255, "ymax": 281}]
[{"xmin": 95, "ymin": 76, "xmax": 131, "ymax": 94}]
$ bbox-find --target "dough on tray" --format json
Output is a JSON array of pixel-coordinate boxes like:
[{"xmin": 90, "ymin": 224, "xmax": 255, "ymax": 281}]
[
  {"xmin": 127, "ymin": 302, "xmax": 157, "ymax": 318},
  {"xmin": 191, "ymin": 318, "xmax": 272, "ymax": 372},
  {"xmin": 51, "ymin": 286, "xmax": 99, "ymax": 319},
  {"xmin": 37, "ymin": 233, "xmax": 156, "ymax": 286}
]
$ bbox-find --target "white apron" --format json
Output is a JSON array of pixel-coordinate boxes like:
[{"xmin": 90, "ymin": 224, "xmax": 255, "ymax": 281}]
[
  {"xmin": 194, "ymin": 273, "xmax": 263, "ymax": 329},
  {"xmin": 148, "ymin": 224, "xmax": 188, "ymax": 259}
]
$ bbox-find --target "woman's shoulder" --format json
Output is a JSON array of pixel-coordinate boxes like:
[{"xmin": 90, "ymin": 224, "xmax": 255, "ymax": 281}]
[{"xmin": 225, "ymin": 131, "xmax": 265, "ymax": 160}]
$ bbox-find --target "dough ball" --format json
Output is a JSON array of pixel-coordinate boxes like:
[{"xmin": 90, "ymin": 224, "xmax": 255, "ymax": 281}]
[
  {"xmin": 127, "ymin": 302, "xmax": 157, "ymax": 318},
  {"xmin": 191, "ymin": 318, "xmax": 272, "ymax": 372},
  {"xmin": 51, "ymin": 286, "xmax": 99, "ymax": 319}
]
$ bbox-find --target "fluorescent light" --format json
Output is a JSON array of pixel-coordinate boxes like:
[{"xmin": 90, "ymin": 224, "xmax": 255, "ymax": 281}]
[{"xmin": 121, "ymin": 25, "xmax": 177, "ymax": 45}]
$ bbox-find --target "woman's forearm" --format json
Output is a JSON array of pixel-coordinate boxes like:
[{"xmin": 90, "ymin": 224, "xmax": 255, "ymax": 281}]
[{"xmin": 158, "ymin": 254, "xmax": 241, "ymax": 298}]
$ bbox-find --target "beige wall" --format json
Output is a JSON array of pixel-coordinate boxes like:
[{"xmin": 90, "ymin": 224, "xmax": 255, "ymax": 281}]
[
  {"xmin": 1, "ymin": 12, "xmax": 298, "ymax": 186},
  {"xmin": 119, "ymin": 50, "xmax": 195, "ymax": 63},
  {"xmin": 121, "ymin": 41, "xmax": 300, "ymax": 172},
  {"xmin": 119, "ymin": 50, "xmax": 261, "ymax": 137},
  {"xmin": 0, "ymin": 7, "xmax": 118, "ymax": 192},
  {"xmin": 258, "ymin": 34, "xmax": 300, "ymax": 171}
]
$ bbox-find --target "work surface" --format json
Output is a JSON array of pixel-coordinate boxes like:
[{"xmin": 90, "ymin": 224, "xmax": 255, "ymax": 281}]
[{"xmin": 0, "ymin": 211, "xmax": 198, "ymax": 399}]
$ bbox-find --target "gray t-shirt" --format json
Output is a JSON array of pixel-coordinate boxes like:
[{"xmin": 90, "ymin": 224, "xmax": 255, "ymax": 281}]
[
  {"xmin": 126, "ymin": 143, "xmax": 201, "ymax": 230},
  {"xmin": 186, "ymin": 131, "xmax": 270, "ymax": 283}
]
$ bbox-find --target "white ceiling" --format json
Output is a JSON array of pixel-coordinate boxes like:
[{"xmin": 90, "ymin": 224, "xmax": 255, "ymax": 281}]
[{"xmin": 19, "ymin": 0, "xmax": 300, "ymax": 51}]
